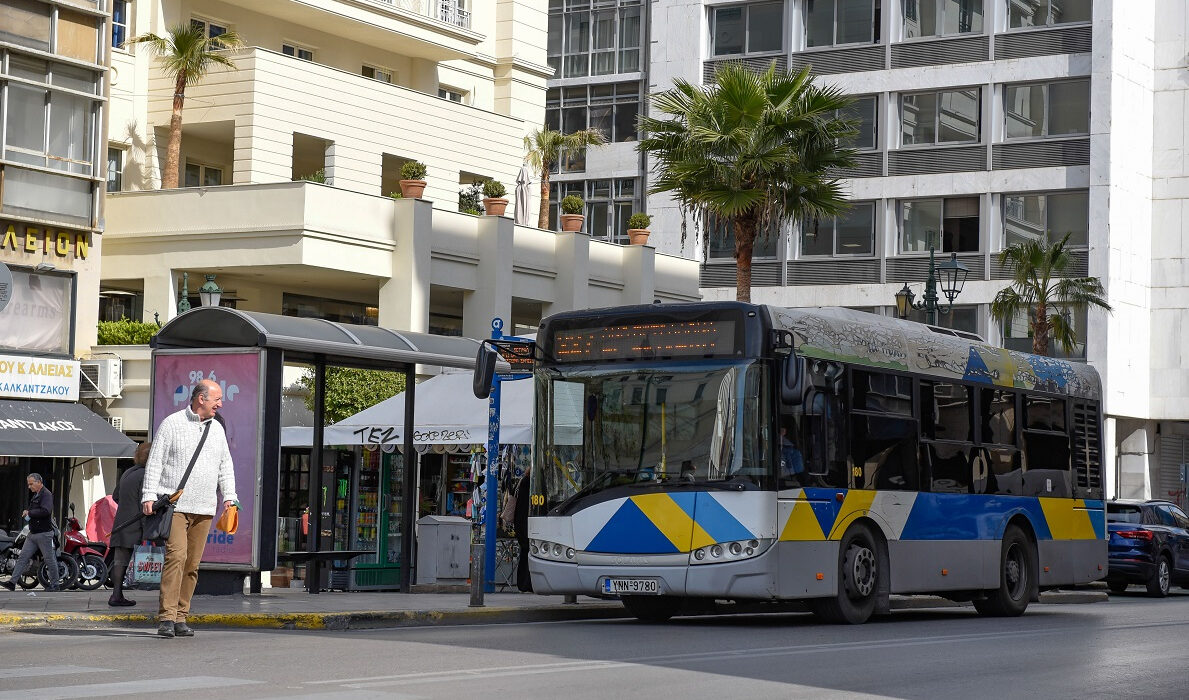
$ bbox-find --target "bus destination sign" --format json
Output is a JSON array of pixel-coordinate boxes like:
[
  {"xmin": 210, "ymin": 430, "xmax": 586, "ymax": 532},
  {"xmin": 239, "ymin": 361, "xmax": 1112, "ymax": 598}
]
[{"xmin": 552, "ymin": 320, "xmax": 738, "ymax": 363}]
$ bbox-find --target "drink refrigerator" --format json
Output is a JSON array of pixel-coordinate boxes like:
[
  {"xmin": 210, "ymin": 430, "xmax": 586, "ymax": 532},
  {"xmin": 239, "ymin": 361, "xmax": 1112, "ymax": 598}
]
[{"xmin": 345, "ymin": 447, "xmax": 405, "ymax": 590}]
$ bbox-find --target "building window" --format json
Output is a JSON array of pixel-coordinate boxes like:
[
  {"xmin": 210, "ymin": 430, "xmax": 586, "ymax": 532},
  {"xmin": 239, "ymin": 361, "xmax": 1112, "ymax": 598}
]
[
  {"xmin": 362, "ymin": 65, "xmax": 392, "ymax": 83},
  {"xmin": 707, "ymin": 215, "xmax": 782, "ymax": 260},
  {"xmin": 545, "ymin": 82, "xmax": 641, "ymax": 148},
  {"xmin": 283, "ymin": 293, "xmax": 377, "ymax": 325},
  {"xmin": 904, "ymin": 304, "xmax": 978, "ymax": 334},
  {"xmin": 901, "ymin": 88, "xmax": 980, "ymax": 145},
  {"xmin": 3, "ymin": 55, "xmax": 98, "ymax": 176},
  {"xmin": 710, "ymin": 2, "xmax": 785, "ymax": 57},
  {"xmin": 840, "ymin": 95, "xmax": 878, "ymax": 149},
  {"xmin": 1003, "ymin": 190, "xmax": 1088, "ymax": 248},
  {"xmin": 900, "ymin": 196, "xmax": 979, "ymax": 253},
  {"xmin": 1004, "ymin": 80, "xmax": 1089, "ymax": 139},
  {"xmin": 282, "ymin": 43, "xmax": 314, "ymax": 61},
  {"xmin": 903, "ymin": 0, "xmax": 983, "ymax": 38},
  {"xmin": 438, "ymin": 87, "xmax": 465, "ymax": 103},
  {"xmin": 548, "ymin": 178, "xmax": 640, "ymax": 243},
  {"xmin": 805, "ymin": 0, "xmax": 881, "ymax": 48},
  {"xmin": 184, "ymin": 162, "xmax": 222, "ymax": 187},
  {"xmin": 1008, "ymin": 0, "xmax": 1091, "ymax": 28},
  {"xmin": 191, "ymin": 17, "xmax": 227, "ymax": 39},
  {"xmin": 107, "ymin": 146, "xmax": 124, "ymax": 192},
  {"xmin": 0, "ymin": 0, "xmax": 51, "ymax": 52},
  {"xmin": 548, "ymin": 0, "xmax": 643, "ymax": 79},
  {"xmin": 1003, "ymin": 306, "xmax": 1086, "ymax": 359},
  {"xmin": 112, "ymin": 0, "xmax": 129, "ymax": 48},
  {"xmin": 801, "ymin": 202, "xmax": 876, "ymax": 257}
]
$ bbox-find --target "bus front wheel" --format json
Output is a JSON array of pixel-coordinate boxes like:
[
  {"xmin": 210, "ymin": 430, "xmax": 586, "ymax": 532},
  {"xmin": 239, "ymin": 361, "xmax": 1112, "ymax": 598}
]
[
  {"xmin": 810, "ymin": 524, "xmax": 879, "ymax": 624},
  {"xmin": 622, "ymin": 595, "xmax": 682, "ymax": 622},
  {"xmin": 974, "ymin": 525, "xmax": 1035, "ymax": 617}
]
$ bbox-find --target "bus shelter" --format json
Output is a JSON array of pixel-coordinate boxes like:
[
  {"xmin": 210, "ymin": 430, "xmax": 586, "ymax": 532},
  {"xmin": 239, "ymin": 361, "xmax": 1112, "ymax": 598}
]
[{"xmin": 151, "ymin": 306, "xmax": 493, "ymax": 593}]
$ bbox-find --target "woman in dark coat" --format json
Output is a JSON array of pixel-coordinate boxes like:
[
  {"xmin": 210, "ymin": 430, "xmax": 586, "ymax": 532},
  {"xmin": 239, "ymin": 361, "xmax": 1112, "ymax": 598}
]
[{"xmin": 108, "ymin": 441, "xmax": 149, "ymax": 606}]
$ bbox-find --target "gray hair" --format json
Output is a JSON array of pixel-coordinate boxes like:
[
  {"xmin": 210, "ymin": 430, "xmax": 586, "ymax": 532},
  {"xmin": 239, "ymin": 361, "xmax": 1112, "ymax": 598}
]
[{"xmin": 26, "ymin": 473, "xmax": 43, "ymax": 484}]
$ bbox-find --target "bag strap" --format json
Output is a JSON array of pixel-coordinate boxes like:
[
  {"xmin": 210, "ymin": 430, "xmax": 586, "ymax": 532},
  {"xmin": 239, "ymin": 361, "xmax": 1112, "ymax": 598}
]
[{"xmin": 171, "ymin": 420, "xmax": 212, "ymax": 501}]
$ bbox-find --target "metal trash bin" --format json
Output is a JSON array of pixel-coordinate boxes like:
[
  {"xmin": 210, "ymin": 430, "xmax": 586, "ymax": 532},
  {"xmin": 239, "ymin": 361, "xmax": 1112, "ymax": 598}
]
[{"xmin": 415, "ymin": 515, "xmax": 471, "ymax": 584}]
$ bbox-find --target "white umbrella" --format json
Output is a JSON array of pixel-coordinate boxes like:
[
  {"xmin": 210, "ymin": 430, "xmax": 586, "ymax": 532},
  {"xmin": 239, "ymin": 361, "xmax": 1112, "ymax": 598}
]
[{"xmin": 514, "ymin": 162, "xmax": 533, "ymax": 226}]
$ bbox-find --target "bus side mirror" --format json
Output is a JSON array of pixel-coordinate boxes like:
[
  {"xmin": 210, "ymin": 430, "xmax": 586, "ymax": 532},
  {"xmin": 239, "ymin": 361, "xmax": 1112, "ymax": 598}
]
[
  {"xmin": 473, "ymin": 343, "xmax": 498, "ymax": 399},
  {"xmin": 780, "ymin": 356, "xmax": 803, "ymax": 407}
]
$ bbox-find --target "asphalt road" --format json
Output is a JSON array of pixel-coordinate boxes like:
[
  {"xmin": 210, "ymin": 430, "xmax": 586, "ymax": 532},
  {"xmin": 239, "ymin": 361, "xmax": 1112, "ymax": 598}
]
[{"xmin": 1, "ymin": 591, "xmax": 1187, "ymax": 700}]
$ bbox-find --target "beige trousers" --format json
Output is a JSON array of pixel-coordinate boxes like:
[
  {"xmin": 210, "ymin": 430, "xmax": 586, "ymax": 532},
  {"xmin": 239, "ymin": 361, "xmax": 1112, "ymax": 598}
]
[{"xmin": 158, "ymin": 511, "xmax": 212, "ymax": 623}]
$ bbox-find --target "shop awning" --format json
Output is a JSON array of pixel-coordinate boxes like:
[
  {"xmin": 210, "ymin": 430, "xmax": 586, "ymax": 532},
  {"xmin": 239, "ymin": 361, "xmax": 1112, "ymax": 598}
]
[{"xmin": 0, "ymin": 399, "xmax": 137, "ymax": 458}]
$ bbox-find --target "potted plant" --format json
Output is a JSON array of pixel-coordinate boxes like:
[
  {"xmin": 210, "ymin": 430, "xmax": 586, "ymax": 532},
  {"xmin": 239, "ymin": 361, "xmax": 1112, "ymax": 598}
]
[
  {"xmin": 481, "ymin": 179, "xmax": 509, "ymax": 217},
  {"xmin": 399, "ymin": 160, "xmax": 428, "ymax": 199},
  {"xmin": 560, "ymin": 194, "xmax": 585, "ymax": 232},
  {"xmin": 626, "ymin": 212, "xmax": 652, "ymax": 245}
]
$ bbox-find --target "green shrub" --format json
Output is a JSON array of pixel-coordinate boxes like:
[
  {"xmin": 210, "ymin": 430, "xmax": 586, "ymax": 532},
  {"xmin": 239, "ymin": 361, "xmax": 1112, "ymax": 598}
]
[
  {"xmin": 97, "ymin": 318, "xmax": 158, "ymax": 345},
  {"xmin": 627, "ymin": 212, "xmax": 652, "ymax": 229},
  {"xmin": 388, "ymin": 191, "xmax": 402, "ymax": 198},
  {"xmin": 295, "ymin": 169, "xmax": 326, "ymax": 183},
  {"xmin": 482, "ymin": 179, "xmax": 507, "ymax": 198},
  {"xmin": 400, "ymin": 160, "xmax": 427, "ymax": 180},
  {"xmin": 458, "ymin": 183, "xmax": 484, "ymax": 215},
  {"xmin": 561, "ymin": 194, "xmax": 584, "ymax": 215}
]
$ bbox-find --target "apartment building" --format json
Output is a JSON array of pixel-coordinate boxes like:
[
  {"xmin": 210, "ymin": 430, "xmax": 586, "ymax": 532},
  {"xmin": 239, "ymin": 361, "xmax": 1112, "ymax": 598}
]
[{"xmin": 565, "ymin": 0, "xmax": 1184, "ymax": 502}]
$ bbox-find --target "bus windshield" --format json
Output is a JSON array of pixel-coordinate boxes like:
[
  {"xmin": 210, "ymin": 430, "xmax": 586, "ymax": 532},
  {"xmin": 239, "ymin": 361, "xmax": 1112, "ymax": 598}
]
[{"xmin": 533, "ymin": 360, "xmax": 772, "ymax": 513}]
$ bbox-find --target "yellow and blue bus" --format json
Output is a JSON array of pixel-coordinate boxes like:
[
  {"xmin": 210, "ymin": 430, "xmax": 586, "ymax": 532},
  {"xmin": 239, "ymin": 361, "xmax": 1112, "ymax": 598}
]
[{"xmin": 476, "ymin": 302, "xmax": 1106, "ymax": 623}]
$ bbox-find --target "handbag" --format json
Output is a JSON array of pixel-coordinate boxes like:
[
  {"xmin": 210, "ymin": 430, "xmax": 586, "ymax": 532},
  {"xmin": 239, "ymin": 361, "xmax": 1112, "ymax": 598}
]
[
  {"xmin": 143, "ymin": 421, "xmax": 212, "ymax": 544},
  {"xmin": 215, "ymin": 503, "xmax": 239, "ymax": 535},
  {"xmin": 130, "ymin": 542, "xmax": 164, "ymax": 590}
]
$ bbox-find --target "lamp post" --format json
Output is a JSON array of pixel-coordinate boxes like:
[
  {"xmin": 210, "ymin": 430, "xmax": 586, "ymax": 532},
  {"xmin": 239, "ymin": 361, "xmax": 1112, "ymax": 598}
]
[
  {"xmin": 177, "ymin": 272, "xmax": 191, "ymax": 314},
  {"xmin": 198, "ymin": 274, "xmax": 223, "ymax": 307},
  {"xmin": 894, "ymin": 234, "xmax": 970, "ymax": 326}
]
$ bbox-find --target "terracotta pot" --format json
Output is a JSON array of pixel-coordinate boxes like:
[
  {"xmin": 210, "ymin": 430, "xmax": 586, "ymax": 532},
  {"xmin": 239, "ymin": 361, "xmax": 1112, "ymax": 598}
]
[
  {"xmin": 628, "ymin": 228, "xmax": 651, "ymax": 245},
  {"xmin": 399, "ymin": 179, "xmax": 426, "ymax": 199},
  {"xmin": 483, "ymin": 197, "xmax": 509, "ymax": 216},
  {"xmin": 560, "ymin": 214, "xmax": 585, "ymax": 232}
]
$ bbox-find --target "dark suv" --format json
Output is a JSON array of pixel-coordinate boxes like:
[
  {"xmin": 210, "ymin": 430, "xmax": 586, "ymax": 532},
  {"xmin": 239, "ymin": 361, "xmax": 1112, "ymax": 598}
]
[{"xmin": 1106, "ymin": 499, "xmax": 1189, "ymax": 597}]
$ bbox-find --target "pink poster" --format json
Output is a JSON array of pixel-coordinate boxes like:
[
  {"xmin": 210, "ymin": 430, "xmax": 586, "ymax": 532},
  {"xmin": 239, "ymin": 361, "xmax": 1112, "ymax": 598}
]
[{"xmin": 151, "ymin": 351, "xmax": 261, "ymax": 568}]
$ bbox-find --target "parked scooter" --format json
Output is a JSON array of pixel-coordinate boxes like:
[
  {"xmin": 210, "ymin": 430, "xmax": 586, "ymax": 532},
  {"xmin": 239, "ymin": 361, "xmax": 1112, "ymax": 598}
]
[
  {"xmin": 63, "ymin": 504, "xmax": 109, "ymax": 591},
  {"xmin": 0, "ymin": 524, "xmax": 79, "ymax": 590}
]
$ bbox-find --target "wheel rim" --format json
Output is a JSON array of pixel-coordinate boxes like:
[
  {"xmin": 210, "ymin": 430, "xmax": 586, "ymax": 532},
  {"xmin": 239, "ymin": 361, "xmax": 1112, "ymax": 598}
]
[
  {"xmin": 80, "ymin": 563, "xmax": 98, "ymax": 580},
  {"xmin": 1159, "ymin": 560, "xmax": 1170, "ymax": 593},
  {"xmin": 845, "ymin": 544, "xmax": 876, "ymax": 599},
  {"xmin": 1004, "ymin": 542, "xmax": 1027, "ymax": 600}
]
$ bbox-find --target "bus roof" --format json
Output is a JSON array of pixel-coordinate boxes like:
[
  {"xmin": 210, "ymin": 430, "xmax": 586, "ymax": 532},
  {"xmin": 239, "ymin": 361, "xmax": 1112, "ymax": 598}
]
[{"xmin": 768, "ymin": 306, "xmax": 1102, "ymax": 400}]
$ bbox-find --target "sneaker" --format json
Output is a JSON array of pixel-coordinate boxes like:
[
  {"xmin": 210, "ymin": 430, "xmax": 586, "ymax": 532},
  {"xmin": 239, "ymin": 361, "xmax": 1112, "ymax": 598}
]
[
  {"xmin": 44, "ymin": 585, "xmax": 61, "ymax": 592},
  {"xmin": 0, "ymin": 580, "xmax": 14, "ymax": 592},
  {"xmin": 157, "ymin": 621, "xmax": 175, "ymax": 638},
  {"xmin": 173, "ymin": 622, "xmax": 194, "ymax": 637}
]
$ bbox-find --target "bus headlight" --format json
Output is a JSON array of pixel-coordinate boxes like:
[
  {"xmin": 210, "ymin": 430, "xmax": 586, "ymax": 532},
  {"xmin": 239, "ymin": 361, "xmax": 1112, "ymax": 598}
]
[
  {"xmin": 529, "ymin": 539, "xmax": 576, "ymax": 562},
  {"xmin": 690, "ymin": 538, "xmax": 773, "ymax": 565}
]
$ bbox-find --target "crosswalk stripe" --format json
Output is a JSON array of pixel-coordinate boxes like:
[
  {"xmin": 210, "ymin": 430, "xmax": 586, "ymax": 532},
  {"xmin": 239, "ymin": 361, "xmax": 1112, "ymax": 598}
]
[
  {"xmin": 0, "ymin": 675, "xmax": 260, "ymax": 699},
  {"xmin": 0, "ymin": 666, "xmax": 111, "ymax": 679}
]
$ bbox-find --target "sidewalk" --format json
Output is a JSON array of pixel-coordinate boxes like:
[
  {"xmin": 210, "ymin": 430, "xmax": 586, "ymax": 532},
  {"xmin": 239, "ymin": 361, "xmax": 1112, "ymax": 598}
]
[{"xmin": 0, "ymin": 585, "xmax": 1106, "ymax": 632}]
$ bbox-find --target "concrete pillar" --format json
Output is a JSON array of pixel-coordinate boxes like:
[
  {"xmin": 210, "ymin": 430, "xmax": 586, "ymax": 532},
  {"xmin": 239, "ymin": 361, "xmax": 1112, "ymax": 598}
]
[
  {"xmin": 142, "ymin": 270, "xmax": 179, "ymax": 324},
  {"xmin": 232, "ymin": 116, "xmax": 291, "ymax": 185},
  {"xmin": 462, "ymin": 216, "xmax": 514, "ymax": 338},
  {"xmin": 378, "ymin": 198, "xmax": 432, "ymax": 333},
  {"xmin": 544, "ymin": 231, "xmax": 591, "ymax": 317},
  {"xmin": 620, "ymin": 243, "xmax": 655, "ymax": 305},
  {"xmin": 1117, "ymin": 420, "xmax": 1155, "ymax": 500},
  {"xmin": 323, "ymin": 141, "xmax": 337, "ymax": 186}
]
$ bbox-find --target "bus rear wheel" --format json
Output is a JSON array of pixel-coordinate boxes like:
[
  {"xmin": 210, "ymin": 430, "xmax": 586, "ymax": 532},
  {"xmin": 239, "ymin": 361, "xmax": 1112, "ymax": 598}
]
[
  {"xmin": 811, "ymin": 524, "xmax": 879, "ymax": 625},
  {"xmin": 622, "ymin": 595, "xmax": 682, "ymax": 622},
  {"xmin": 974, "ymin": 525, "xmax": 1034, "ymax": 617}
]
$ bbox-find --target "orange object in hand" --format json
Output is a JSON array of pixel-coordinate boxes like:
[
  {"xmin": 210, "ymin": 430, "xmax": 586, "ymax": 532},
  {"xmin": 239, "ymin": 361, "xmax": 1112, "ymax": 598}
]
[{"xmin": 216, "ymin": 504, "xmax": 239, "ymax": 535}]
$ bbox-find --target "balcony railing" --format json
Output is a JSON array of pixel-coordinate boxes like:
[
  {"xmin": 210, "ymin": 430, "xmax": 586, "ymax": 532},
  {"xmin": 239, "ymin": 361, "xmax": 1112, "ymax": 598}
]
[{"xmin": 369, "ymin": 0, "xmax": 471, "ymax": 29}]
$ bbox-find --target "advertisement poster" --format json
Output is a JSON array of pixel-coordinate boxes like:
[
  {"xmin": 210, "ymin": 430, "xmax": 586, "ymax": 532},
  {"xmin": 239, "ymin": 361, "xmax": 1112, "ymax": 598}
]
[{"xmin": 151, "ymin": 351, "xmax": 261, "ymax": 568}]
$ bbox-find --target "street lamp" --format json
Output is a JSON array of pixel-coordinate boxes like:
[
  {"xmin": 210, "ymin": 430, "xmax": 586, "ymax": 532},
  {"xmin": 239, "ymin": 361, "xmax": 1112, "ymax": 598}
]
[
  {"xmin": 177, "ymin": 272, "xmax": 191, "ymax": 314},
  {"xmin": 198, "ymin": 274, "xmax": 223, "ymax": 307},
  {"xmin": 894, "ymin": 235, "xmax": 969, "ymax": 326}
]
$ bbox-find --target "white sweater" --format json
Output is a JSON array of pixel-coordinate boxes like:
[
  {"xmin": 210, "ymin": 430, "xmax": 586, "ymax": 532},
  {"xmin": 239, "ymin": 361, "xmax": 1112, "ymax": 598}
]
[{"xmin": 142, "ymin": 407, "xmax": 238, "ymax": 516}]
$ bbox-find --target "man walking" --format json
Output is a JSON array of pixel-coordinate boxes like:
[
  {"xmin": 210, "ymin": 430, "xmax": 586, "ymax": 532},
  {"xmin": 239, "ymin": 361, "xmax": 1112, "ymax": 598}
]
[
  {"xmin": 142, "ymin": 379, "xmax": 237, "ymax": 638},
  {"xmin": 0, "ymin": 473, "xmax": 61, "ymax": 592}
]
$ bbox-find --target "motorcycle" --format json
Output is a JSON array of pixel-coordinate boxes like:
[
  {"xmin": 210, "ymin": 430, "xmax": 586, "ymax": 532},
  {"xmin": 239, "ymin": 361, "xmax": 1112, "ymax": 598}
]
[
  {"xmin": 0, "ymin": 524, "xmax": 79, "ymax": 590},
  {"xmin": 63, "ymin": 504, "xmax": 109, "ymax": 591}
]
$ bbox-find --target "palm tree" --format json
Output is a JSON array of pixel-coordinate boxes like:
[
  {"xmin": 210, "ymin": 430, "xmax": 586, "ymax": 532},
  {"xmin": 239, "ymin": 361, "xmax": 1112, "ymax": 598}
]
[
  {"xmin": 524, "ymin": 128, "xmax": 607, "ymax": 229},
  {"xmin": 124, "ymin": 24, "xmax": 243, "ymax": 189},
  {"xmin": 638, "ymin": 63, "xmax": 856, "ymax": 302},
  {"xmin": 990, "ymin": 233, "xmax": 1112, "ymax": 356}
]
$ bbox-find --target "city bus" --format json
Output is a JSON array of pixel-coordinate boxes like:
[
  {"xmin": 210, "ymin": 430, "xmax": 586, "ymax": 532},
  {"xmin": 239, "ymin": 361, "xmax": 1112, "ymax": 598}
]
[{"xmin": 474, "ymin": 302, "xmax": 1106, "ymax": 623}]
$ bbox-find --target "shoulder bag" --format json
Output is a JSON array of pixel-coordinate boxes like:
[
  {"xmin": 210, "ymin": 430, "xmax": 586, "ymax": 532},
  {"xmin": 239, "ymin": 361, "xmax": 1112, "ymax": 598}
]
[{"xmin": 143, "ymin": 421, "xmax": 212, "ymax": 544}]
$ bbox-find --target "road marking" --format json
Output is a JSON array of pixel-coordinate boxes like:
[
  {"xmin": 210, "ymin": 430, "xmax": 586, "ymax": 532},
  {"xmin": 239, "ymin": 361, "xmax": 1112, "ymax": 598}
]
[
  {"xmin": 0, "ymin": 676, "xmax": 260, "ymax": 699},
  {"xmin": 0, "ymin": 666, "xmax": 111, "ymax": 679}
]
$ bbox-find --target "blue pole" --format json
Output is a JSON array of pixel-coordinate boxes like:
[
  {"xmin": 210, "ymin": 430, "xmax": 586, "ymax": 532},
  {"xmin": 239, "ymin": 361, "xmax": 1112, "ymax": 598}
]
[{"xmin": 484, "ymin": 317, "xmax": 504, "ymax": 593}]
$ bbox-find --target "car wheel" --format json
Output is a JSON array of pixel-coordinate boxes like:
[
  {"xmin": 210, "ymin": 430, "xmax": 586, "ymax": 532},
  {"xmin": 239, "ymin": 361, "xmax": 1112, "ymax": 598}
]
[
  {"xmin": 974, "ymin": 525, "xmax": 1035, "ymax": 617},
  {"xmin": 810, "ymin": 524, "xmax": 880, "ymax": 624},
  {"xmin": 621, "ymin": 595, "xmax": 682, "ymax": 622},
  {"xmin": 1146, "ymin": 555, "xmax": 1171, "ymax": 598},
  {"xmin": 1107, "ymin": 581, "xmax": 1128, "ymax": 593}
]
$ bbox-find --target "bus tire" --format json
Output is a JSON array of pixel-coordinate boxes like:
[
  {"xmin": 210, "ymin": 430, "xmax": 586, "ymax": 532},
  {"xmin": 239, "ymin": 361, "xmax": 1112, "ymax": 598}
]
[
  {"xmin": 1145, "ymin": 555, "xmax": 1171, "ymax": 598},
  {"xmin": 974, "ymin": 525, "xmax": 1034, "ymax": 617},
  {"xmin": 622, "ymin": 595, "xmax": 681, "ymax": 622},
  {"xmin": 811, "ymin": 524, "xmax": 879, "ymax": 625}
]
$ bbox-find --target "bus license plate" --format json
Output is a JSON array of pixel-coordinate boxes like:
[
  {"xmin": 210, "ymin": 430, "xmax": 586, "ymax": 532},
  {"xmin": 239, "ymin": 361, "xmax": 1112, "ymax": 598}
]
[{"xmin": 603, "ymin": 577, "xmax": 659, "ymax": 595}]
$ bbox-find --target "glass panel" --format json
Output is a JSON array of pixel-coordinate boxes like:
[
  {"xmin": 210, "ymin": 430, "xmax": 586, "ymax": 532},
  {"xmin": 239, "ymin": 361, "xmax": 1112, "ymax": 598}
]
[
  {"xmin": 852, "ymin": 415, "xmax": 921, "ymax": 490},
  {"xmin": 619, "ymin": 48, "xmax": 640, "ymax": 72},
  {"xmin": 937, "ymin": 89, "xmax": 979, "ymax": 143},
  {"xmin": 1026, "ymin": 396, "xmax": 1066, "ymax": 431},
  {"xmin": 107, "ymin": 148, "xmax": 123, "ymax": 192},
  {"xmin": 748, "ymin": 2, "xmax": 784, "ymax": 52},
  {"xmin": 5, "ymin": 84, "xmax": 46, "ymax": 153},
  {"xmin": 614, "ymin": 201, "xmax": 633, "ymax": 244},
  {"xmin": 853, "ymin": 371, "xmax": 913, "ymax": 415},
  {"xmin": 1048, "ymin": 80, "xmax": 1090, "ymax": 135},
  {"xmin": 10, "ymin": 54, "xmax": 47, "ymax": 83},
  {"xmin": 982, "ymin": 389, "xmax": 1016, "ymax": 445},
  {"xmin": 1052, "ymin": 0, "xmax": 1091, "ymax": 24},
  {"xmin": 1047, "ymin": 191, "xmax": 1089, "ymax": 247},
  {"xmin": 942, "ymin": 0, "xmax": 982, "ymax": 34},
  {"xmin": 842, "ymin": 96, "xmax": 877, "ymax": 149},
  {"xmin": 48, "ymin": 91, "xmax": 92, "ymax": 169},
  {"xmin": 57, "ymin": 9, "xmax": 99, "ymax": 63},
  {"xmin": 1004, "ymin": 193, "xmax": 1046, "ymax": 246},
  {"xmin": 588, "ymin": 105, "xmax": 613, "ymax": 139},
  {"xmin": 548, "ymin": 13, "xmax": 563, "ymax": 55},
  {"xmin": 1008, "ymin": 0, "xmax": 1045, "ymax": 28},
  {"xmin": 1, "ymin": 167, "xmax": 92, "ymax": 226},
  {"xmin": 563, "ymin": 106, "xmax": 587, "ymax": 133},
  {"xmin": 591, "ymin": 179, "xmax": 611, "ymax": 199},
  {"xmin": 901, "ymin": 92, "xmax": 937, "ymax": 145},
  {"xmin": 904, "ymin": 0, "xmax": 936, "ymax": 38},
  {"xmin": 0, "ymin": 0, "xmax": 52, "ymax": 52},
  {"xmin": 564, "ymin": 54, "xmax": 588, "ymax": 78},
  {"xmin": 942, "ymin": 196, "xmax": 979, "ymax": 252},
  {"xmin": 184, "ymin": 163, "xmax": 201, "ymax": 187},
  {"xmin": 800, "ymin": 215, "xmax": 833, "ymax": 256},
  {"xmin": 837, "ymin": 0, "xmax": 874, "ymax": 45},
  {"xmin": 620, "ymin": 7, "xmax": 641, "ymax": 49},
  {"xmin": 900, "ymin": 199, "xmax": 941, "ymax": 252},
  {"xmin": 836, "ymin": 202, "xmax": 874, "ymax": 254},
  {"xmin": 1004, "ymin": 84, "xmax": 1044, "ymax": 139},
  {"xmin": 592, "ymin": 9, "xmax": 615, "ymax": 49},
  {"xmin": 589, "ymin": 201, "xmax": 609, "ymax": 238},
  {"xmin": 805, "ymin": 0, "xmax": 836, "ymax": 48},
  {"xmin": 592, "ymin": 51, "xmax": 615, "ymax": 75},
  {"xmin": 614, "ymin": 101, "xmax": 638, "ymax": 142},
  {"xmin": 713, "ymin": 6, "xmax": 745, "ymax": 55},
  {"xmin": 204, "ymin": 167, "xmax": 223, "ymax": 187},
  {"xmin": 922, "ymin": 382, "xmax": 972, "ymax": 441}
]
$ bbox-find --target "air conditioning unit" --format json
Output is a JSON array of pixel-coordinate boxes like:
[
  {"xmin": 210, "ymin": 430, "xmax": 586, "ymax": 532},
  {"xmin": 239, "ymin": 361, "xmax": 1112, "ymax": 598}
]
[
  {"xmin": 80, "ymin": 358, "xmax": 123, "ymax": 398},
  {"xmin": 108, "ymin": 415, "xmax": 124, "ymax": 431}
]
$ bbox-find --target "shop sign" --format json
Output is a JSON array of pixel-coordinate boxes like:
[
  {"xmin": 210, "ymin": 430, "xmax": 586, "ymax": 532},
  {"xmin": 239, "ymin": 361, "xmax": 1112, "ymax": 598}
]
[
  {"xmin": 0, "ymin": 353, "xmax": 80, "ymax": 401},
  {"xmin": 0, "ymin": 220, "xmax": 90, "ymax": 267}
]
